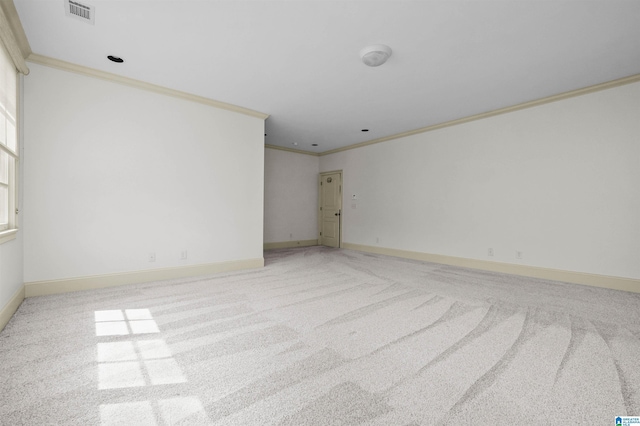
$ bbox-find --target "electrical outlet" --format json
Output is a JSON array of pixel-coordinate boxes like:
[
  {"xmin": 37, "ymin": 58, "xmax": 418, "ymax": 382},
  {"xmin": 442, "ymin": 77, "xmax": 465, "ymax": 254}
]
[
  {"xmin": 180, "ymin": 250, "xmax": 188, "ymax": 260},
  {"xmin": 516, "ymin": 251, "xmax": 523, "ymax": 259},
  {"xmin": 149, "ymin": 252, "xmax": 156, "ymax": 262},
  {"xmin": 376, "ymin": 237, "xmax": 380, "ymax": 244},
  {"xmin": 488, "ymin": 248, "xmax": 494, "ymax": 257},
  {"xmin": 289, "ymin": 233, "xmax": 293, "ymax": 239}
]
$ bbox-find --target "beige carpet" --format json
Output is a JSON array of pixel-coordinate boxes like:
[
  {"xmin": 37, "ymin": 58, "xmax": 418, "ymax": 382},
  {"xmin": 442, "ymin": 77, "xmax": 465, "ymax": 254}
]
[{"xmin": 1, "ymin": 246, "xmax": 639, "ymax": 425}]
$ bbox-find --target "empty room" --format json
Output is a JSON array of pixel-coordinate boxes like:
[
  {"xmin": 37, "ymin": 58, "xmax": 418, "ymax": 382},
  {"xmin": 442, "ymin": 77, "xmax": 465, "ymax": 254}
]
[{"xmin": 1, "ymin": 0, "xmax": 639, "ymax": 425}]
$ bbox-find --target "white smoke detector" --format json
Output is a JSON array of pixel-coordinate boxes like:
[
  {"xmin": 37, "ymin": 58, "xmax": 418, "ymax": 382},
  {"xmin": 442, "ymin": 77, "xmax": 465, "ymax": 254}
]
[{"xmin": 360, "ymin": 44, "xmax": 392, "ymax": 67}]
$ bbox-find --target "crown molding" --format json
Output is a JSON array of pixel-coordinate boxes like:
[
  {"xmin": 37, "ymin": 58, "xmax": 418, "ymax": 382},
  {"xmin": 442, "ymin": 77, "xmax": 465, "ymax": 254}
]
[
  {"xmin": 265, "ymin": 144, "xmax": 320, "ymax": 156},
  {"xmin": 0, "ymin": 0, "xmax": 31, "ymax": 74},
  {"xmin": 320, "ymin": 73, "xmax": 640, "ymax": 156},
  {"xmin": 27, "ymin": 53, "xmax": 269, "ymax": 120}
]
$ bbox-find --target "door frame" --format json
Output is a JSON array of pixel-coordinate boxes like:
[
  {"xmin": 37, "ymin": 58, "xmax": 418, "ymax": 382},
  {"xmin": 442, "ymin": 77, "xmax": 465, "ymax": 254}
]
[{"xmin": 318, "ymin": 170, "xmax": 343, "ymax": 248}]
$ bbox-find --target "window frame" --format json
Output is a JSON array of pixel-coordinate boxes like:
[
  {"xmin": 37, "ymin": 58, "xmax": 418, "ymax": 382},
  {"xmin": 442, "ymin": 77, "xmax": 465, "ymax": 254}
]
[{"xmin": 0, "ymin": 36, "xmax": 19, "ymax": 244}]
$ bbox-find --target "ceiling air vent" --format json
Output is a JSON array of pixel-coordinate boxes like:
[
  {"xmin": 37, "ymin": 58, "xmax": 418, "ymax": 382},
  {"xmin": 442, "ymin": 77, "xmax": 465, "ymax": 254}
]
[{"xmin": 65, "ymin": 0, "xmax": 95, "ymax": 25}]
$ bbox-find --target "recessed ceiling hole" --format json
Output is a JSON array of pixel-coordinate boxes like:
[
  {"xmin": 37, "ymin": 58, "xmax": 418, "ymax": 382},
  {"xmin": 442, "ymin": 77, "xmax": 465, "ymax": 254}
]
[
  {"xmin": 107, "ymin": 55, "xmax": 124, "ymax": 63},
  {"xmin": 361, "ymin": 129, "xmax": 369, "ymax": 132},
  {"xmin": 312, "ymin": 144, "xmax": 318, "ymax": 146}
]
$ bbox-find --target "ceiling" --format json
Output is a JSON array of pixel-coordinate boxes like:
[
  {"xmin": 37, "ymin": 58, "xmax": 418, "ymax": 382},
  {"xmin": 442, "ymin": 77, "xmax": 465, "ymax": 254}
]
[{"xmin": 12, "ymin": 0, "xmax": 640, "ymax": 154}]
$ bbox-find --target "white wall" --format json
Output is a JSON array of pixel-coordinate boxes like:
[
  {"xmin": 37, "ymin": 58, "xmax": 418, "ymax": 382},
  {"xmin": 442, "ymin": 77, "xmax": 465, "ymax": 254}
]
[
  {"xmin": 0, "ymin": 201, "xmax": 23, "ymax": 313},
  {"xmin": 0, "ymin": 75, "xmax": 24, "ymax": 317},
  {"xmin": 264, "ymin": 148, "xmax": 319, "ymax": 243},
  {"xmin": 321, "ymin": 82, "xmax": 640, "ymax": 280},
  {"xmin": 0, "ymin": 234, "xmax": 22, "ymax": 308},
  {"xmin": 23, "ymin": 63, "xmax": 265, "ymax": 283}
]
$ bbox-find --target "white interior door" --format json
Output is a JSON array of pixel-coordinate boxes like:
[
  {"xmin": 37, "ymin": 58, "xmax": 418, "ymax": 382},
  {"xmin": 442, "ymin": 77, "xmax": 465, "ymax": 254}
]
[{"xmin": 319, "ymin": 171, "xmax": 342, "ymax": 248}]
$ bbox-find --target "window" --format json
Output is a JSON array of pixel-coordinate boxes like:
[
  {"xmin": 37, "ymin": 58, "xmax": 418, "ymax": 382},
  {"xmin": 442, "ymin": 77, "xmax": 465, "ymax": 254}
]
[{"xmin": 0, "ymin": 38, "xmax": 18, "ymax": 239}]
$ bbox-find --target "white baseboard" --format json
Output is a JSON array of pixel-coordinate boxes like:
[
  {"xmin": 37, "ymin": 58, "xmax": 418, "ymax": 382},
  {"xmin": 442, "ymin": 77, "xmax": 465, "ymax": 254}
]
[
  {"xmin": 0, "ymin": 285, "xmax": 25, "ymax": 332},
  {"xmin": 264, "ymin": 239, "xmax": 318, "ymax": 250},
  {"xmin": 24, "ymin": 258, "xmax": 264, "ymax": 297},
  {"xmin": 342, "ymin": 243, "xmax": 640, "ymax": 294}
]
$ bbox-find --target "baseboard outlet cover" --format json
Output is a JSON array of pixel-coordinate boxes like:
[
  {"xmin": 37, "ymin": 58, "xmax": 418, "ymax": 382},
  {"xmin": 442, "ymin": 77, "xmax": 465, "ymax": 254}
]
[
  {"xmin": 24, "ymin": 258, "xmax": 264, "ymax": 297},
  {"xmin": 0, "ymin": 284, "xmax": 25, "ymax": 332},
  {"xmin": 342, "ymin": 243, "xmax": 640, "ymax": 294},
  {"xmin": 264, "ymin": 239, "xmax": 318, "ymax": 250}
]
